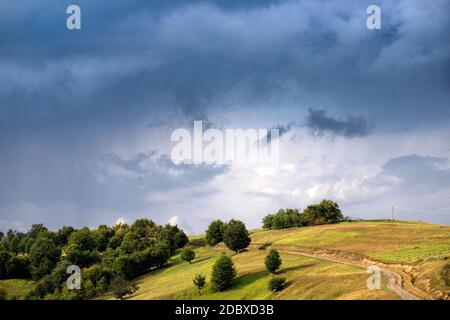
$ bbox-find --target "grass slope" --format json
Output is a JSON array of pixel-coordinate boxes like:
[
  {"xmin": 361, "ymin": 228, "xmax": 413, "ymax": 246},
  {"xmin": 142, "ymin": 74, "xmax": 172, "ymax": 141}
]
[
  {"xmin": 105, "ymin": 219, "xmax": 449, "ymax": 300},
  {"xmin": 105, "ymin": 247, "xmax": 396, "ymax": 300},
  {"xmin": 0, "ymin": 279, "xmax": 34, "ymax": 299}
]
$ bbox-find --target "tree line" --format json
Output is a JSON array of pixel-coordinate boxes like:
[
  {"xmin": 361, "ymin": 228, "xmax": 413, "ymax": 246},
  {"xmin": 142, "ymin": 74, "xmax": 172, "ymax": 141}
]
[
  {"xmin": 0, "ymin": 219, "xmax": 188, "ymax": 300},
  {"xmin": 262, "ymin": 199, "xmax": 345, "ymax": 230}
]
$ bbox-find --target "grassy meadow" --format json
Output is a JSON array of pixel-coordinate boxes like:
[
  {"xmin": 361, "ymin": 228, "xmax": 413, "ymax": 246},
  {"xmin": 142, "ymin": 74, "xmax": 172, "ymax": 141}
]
[
  {"xmin": 103, "ymin": 246, "xmax": 397, "ymax": 300},
  {"xmin": 102, "ymin": 220, "xmax": 449, "ymax": 300}
]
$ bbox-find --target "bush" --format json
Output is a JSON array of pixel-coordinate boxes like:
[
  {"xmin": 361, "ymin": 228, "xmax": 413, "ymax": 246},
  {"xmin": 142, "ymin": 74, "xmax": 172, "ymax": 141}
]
[
  {"xmin": 211, "ymin": 254, "xmax": 236, "ymax": 292},
  {"xmin": 193, "ymin": 274, "xmax": 206, "ymax": 294},
  {"xmin": 110, "ymin": 275, "xmax": 138, "ymax": 300},
  {"xmin": 223, "ymin": 220, "xmax": 251, "ymax": 253},
  {"xmin": 265, "ymin": 249, "xmax": 282, "ymax": 274},
  {"xmin": 268, "ymin": 276, "xmax": 286, "ymax": 292},
  {"xmin": 180, "ymin": 247, "xmax": 195, "ymax": 264},
  {"xmin": 205, "ymin": 220, "xmax": 225, "ymax": 246}
]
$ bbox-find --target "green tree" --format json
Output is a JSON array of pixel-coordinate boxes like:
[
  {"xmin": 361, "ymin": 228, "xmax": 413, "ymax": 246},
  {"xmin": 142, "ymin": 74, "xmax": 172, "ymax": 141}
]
[
  {"xmin": 29, "ymin": 238, "xmax": 60, "ymax": 279},
  {"xmin": 180, "ymin": 247, "xmax": 195, "ymax": 264},
  {"xmin": 301, "ymin": 199, "xmax": 343, "ymax": 226},
  {"xmin": 223, "ymin": 220, "xmax": 251, "ymax": 253},
  {"xmin": 110, "ymin": 274, "xmax": 139, "ymax": 300},
  {"xmin": 175, "ymin": 230, "xmax": 189, "ymax": 248},
  {"xmin": 262, "ymin": 214, "xmax": 274, "ymax": 229},
  {"xmin": 53, "ymin": 226, "xmax": 75, "ymax": 247},
  {"xmin": 205, "ymin": 220, "xmax": 225, "ymax": 245},
  {"xmin": 68, "ymin": 227, "xmax": 98, "ymax": 251},
  {"xmin": 0, "ymin": 248, "xmax": 11, "ymax": 279},
  {"xmin": 95, "ymin": 225, "xmax": 115, "ymax": 251},
  {"xmin": 65, "ymin": 243, "xmax": 100, "ymax": 268},
  {"xmin": 193, "ymin": 274, "xmax": 206, "ymax": 295},
  {"xmin": 265, "ymin": 249, "xmax": 282, "ymax": 274},
  {"xmin": 211, "ymin": 254, "xmax": 236, "ymax": 292},
  {"xmin": 6, "ymin": 255, "xmax": 31, "ymax": 278}
]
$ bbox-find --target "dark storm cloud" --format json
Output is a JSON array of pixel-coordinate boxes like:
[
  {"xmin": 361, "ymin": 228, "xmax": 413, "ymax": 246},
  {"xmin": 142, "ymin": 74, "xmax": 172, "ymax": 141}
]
[
  {"xmin": 0, "ymin": 0, "xmax": 449, "ymax": 230},
  {"xmin": 305, "ymin": 108, "xmax": 373, "ymax": 138}
]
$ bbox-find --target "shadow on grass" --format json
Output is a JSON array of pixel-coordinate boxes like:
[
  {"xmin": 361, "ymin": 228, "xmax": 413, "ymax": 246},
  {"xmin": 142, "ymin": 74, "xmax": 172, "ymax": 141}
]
[
  {"xmin": 190, "ymin": 238, "xmax": 206, "ymax": 247},
  {"xmin": 191, "ymin": 256, "xmax": 212, "ymax": 264},
  {"xmin": 232, "ymin": 271, "xmax": 268, "ymax": 290},
  {"xmin": 279, "ymin": 262, "xmax": 320, "ymax": 274}
]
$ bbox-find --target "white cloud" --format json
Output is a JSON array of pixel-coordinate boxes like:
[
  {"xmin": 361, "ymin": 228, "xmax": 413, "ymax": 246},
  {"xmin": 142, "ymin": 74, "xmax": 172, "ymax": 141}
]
[
  {"xmin": 115, "ymin": 217, "xmax": 127, "ymax": 226},
  {"xmin": 167, "ymin": 215, "xmax": 180, "ymax": 226}
]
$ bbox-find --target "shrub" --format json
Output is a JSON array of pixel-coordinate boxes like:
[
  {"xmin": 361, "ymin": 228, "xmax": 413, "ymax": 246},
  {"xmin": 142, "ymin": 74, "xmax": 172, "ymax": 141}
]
[
  {"xmin": 180, "ymin": 247, "xmax": 195, "ymax": 264},
  {"xmin": 211, "ymin": 254, "xmax": 236, "ymax": 292},
  {"xmin": 223, "ymin": 220, "xmax": 251, "ymax": 253},
  {"xmin": 268, "ymin": 276, "xmax": 286, "ymax": 292},
  {"xmin": 265, "ymin": 249, "xmax": 282, "ymax": 274},
  {"xmin": 193, "ymin": 274, "xmax": 206, "ymax": 294},
  {"xmin": 110, "ymin": 274, "xmax": 138, "ymax": 300}
]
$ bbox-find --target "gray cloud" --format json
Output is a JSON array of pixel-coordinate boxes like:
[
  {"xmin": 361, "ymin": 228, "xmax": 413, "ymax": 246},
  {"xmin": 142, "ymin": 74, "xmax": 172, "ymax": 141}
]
[
  {"xmin": 0, "ymin": 0, "xmax": 449, "ymax": 230},
  {"xmin": 306, "ymin": 108, "xmax": 373, "ymax": 138}
]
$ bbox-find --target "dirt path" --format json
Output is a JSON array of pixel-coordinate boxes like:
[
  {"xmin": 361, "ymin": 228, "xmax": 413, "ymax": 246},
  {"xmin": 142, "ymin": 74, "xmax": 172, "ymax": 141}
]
[{"xmin": 279, "ymin": 249, "xmax": 420, "ymax": 300}]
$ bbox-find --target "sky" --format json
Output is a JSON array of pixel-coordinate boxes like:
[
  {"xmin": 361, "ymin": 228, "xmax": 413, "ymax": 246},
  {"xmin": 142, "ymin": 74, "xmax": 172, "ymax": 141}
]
[{"xmin": 0, "ymin": 0, "xmax": 449, "ymax": 234}]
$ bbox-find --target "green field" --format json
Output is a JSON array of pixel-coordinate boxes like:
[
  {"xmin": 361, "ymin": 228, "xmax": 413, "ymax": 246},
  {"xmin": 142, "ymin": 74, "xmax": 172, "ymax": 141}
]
[
  {"xmin": 102, "ymin": 247, "xmax": 397, "ymax": 300},
  {"xmin": 103, "ymin": 220, "xmax": 449, "ymax": 300},
  {"xmin": 0, "ymin": 279, "xmax": 35, "ymax": 299}
]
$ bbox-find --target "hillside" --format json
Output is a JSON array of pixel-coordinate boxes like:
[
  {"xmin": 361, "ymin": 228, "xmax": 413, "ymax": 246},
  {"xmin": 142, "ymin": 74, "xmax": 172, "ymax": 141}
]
[{"xmin": 103, "ymin": 220, "xmax": 450, "ymax": 300}]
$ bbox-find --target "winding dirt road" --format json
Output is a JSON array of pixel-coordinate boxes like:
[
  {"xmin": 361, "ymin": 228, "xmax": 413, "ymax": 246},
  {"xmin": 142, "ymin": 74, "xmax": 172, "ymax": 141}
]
[{"xmin": 279, "ymin": 249, "xmax": 420, "ymax": 300}]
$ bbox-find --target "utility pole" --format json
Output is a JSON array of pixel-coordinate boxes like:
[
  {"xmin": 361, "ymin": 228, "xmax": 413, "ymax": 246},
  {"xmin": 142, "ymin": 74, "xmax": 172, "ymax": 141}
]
[{"xmin": 391, "ymin": 206, "xmax": 394, "ymax": 220}]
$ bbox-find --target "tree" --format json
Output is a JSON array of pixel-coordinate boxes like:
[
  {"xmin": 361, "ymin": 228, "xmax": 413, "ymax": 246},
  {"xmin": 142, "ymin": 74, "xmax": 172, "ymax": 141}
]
[
  {"xmin": 110, "ymin": 274, "xmax": 139, "ymax": 300},
  {"xmin": 193, "ymin": 274, "xmax": 206, "ymax": 295},
  {"xmin": 301, "ymin": 199, "xmax": 344, "ymax": 226},
  {"xmin": 29, "ymin": 237, "xmax": 60, "ymax": 279},
  {"xmin": 6, "ymin": 255, "xmax": 31, "ymax": 278},
  {"xmin": 68, "ymin": 227, "xmax": 98, "ymax": 251},
  {"xmin": 265, "ymin": 249, "xmax": 282, "ymax": 274},
  {"xmin": 223, "ymin": 220, "xmax": 251, "ymax": 253},
  {"xmin": 175, "ymin": 230, "xmax": 189, "ymax": 248},
  {"xmin": 211, "ymin": 254, "xmax": 236, "ymax": 292},
  {"xmin": 0, "ymin": 248, "xmax": 11, "ymax": 279},
  {"xmin": 205, "ymin": 220, "xmax": 225, "ymax": 246},
  {"xmin": 65, "ymin": 243, "xmax": 100, "ymax": 268},
  {"xmin": 262, "ymin": 209, "xmax": 302, "ymax": 230},
  {"xmin": 181, "ymin": 247, "xmax": 195, "ymax": 264},
  {"xmin": 54, "ymin": 226, "xmax": 75, "ymax": 247},
  {"xmin": 262, "ymin": 214, "xmax": 274, "ymax": 229}
]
